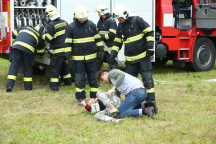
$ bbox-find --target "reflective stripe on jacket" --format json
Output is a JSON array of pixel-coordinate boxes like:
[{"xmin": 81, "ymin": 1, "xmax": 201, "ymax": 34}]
[
  {"xmin": 65, "ymin": 20, "xmax": 104, "ymax": 62},
  {"xmin": 111, "ymin": 16, "xmax": 154, "ymax": 63}
]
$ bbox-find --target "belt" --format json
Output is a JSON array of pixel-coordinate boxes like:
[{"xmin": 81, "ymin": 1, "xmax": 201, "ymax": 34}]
[{"xmin": 132, "ymin": 87, "xmax": 146, "ymax": 92}]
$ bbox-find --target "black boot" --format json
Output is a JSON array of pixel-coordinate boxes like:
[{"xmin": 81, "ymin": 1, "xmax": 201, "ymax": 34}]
[
  {"xmin": 145, "ymin": 101, "xmax": 158, "ymax": 114},
  {"xmin": 142, "ymin": 106, "xmax": 154, "ymax": 119},
  {"xmin": 6, "ymin": 87, "xmax": 12, "ymax": 92}
]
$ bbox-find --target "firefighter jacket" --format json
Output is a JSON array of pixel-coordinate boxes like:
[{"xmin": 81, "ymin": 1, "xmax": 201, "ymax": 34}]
[
  {"xmin": 43, "ymin": 18, "xmax": 68, "ymax": 56},
  {"xmin": 111, "ymin": 16, "xmax": 154, "ymax": 63},
  {"xmin": 97, "ymin": 13, "xmax": 117, "ymax": 48},
  {"xmin": 12, "ymin": 26, "xmax": 45, "ymax": 57},
  {"xmin": 65, "ymin": 20, "xmax": 104, "ymax": 62}
]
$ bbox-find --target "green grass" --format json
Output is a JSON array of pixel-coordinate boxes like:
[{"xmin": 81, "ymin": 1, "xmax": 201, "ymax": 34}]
[{"xmin": 0, "ymin": 58, "xmax": 216, "ymax": 144}]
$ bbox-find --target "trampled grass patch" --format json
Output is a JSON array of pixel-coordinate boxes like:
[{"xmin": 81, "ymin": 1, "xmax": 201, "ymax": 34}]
[{"xmin": 0, "ymin": 58, "xmax": 216, "ymax": 143}]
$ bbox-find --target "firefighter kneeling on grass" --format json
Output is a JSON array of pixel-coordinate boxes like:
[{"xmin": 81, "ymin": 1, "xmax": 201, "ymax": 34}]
[
  {"xmin": 64, "ymin": 6, "xmax": 105, "ymax": 105},
  {"xmin": 6, "ymin": 25, "xmax": 45, "ymax": 92},
  {"xmin": 111, "ymin": 4, "xmax": 158, "ymax": 113}
]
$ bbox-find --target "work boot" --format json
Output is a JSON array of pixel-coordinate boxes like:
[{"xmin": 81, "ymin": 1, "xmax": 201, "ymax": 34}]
[
  {"xmin": 6, "ymin": 87, "xmax": 12, "ymax": 92},
  {"xmin": 46, "ymin": 88, "xmax": 58, "ymax": 92},
  {"xmin": 145, "ymin": 101, "xmax": 158, "ymax": 114},
  {"xmin": 107, "ymin": 104, "xmax": 119, "ymax": 116},
  {"xmin": 111, "ymin": 119, "xmax": 123, "ymax": 124},
  {"xmin": 142, "ymin": 106, "xmax": 154, "ymax": 119},
  {"xmin": 78, "ymin": 99, "xmax": 84, "ymax": 106}
]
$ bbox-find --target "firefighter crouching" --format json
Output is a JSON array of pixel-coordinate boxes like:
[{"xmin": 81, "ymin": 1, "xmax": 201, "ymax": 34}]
[
  {"xmin": 111, "ymin": 4, "xmax": 158, "ymax": 113},
  {"xmin": 65, "ymin": 5, "xmax": 105, "ymax": 105},
  {"xmin": 43, "ymin": 5, "xmax": 72, "ymax": 91},
  {"xmin": 95, "ymin": 4, "xmax": 119, "ymax": 70},
  {"xmin": 6, "ymin": 25, "xmax": 45, "ymax": 92}
]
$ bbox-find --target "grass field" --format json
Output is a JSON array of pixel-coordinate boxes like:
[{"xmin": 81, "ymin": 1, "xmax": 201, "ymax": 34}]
[{"xmin": 0, "ymin": 58, "xmax": 216, "ymax": 144}]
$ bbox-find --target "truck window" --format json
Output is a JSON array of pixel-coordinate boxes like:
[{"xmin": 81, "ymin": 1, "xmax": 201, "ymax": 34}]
[
  {"xmin": 210, "ymin": 0, "xmax": 216, "ymax": 3},
  {"xmin": 200, "ymin": 0, "xmax": 209, "ymax": 4}
]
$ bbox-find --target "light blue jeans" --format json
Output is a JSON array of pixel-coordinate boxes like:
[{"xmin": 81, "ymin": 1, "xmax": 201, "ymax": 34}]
[{"xmin": 116, "ymin": 88, "xmax": 147, "ymax": 118}]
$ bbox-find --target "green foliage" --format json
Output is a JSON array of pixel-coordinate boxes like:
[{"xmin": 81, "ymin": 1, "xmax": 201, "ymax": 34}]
[{"xmin": 0, "ymin": 58, "xmax": 216, "ymax": 143}]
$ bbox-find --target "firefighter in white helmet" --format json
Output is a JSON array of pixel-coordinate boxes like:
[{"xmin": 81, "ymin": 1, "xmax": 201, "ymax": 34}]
[
  {"xmin": 43, "ymin": 5, "xmax": 72, "ymax": 91},
  {"xmin": 65, "ymin": 5, "xmax": 104, "ymax": 105},
  {"xmin": 6, "ymin": 25, "xmax": 45, "ymax": 92},
  {"xmin": 111, "ymin": 4, "xmax": 158, "ymax": 114},
  {"xmin": 95, "ymin": 4, "xmax": 119, "ymax": 71}
]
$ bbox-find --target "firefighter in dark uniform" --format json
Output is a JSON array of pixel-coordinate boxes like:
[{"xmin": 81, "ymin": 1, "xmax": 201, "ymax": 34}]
[
  {"xmin": 111, "ymin": 4, "xmax": 158, "ymax": 113},
  {"xmin": 95, "ymin": 4, "xmax": 119, "ymax": 70},
  {"xmin": 65, "ymin": 5, "xmax": 104, "ymax": 105},
  {"xmin": 6, "ymin": 25, "xmax": 45, "ymax": 92},
  {"xmin": 43, "ymin": 5, "xmax": 72, "ymax": 91}
]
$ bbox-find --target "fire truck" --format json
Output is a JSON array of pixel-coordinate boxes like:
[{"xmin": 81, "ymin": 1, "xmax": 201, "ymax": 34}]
[{"xmin": 0, "ymin": 0, "xmax": 216, "ymax": 74}]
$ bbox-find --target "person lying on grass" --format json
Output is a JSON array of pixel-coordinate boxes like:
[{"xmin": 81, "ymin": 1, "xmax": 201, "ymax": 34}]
[{"xmin": 81, "ymin": 90, "xmax": 154, "ymax": 124}]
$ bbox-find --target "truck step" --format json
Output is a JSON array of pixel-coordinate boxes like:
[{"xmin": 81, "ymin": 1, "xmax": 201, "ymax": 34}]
[
  {"xmin": 180, "ymin": 37, "xmax": 190, "ymax": 39},
  {"xmin": 180, "ymin": 48, "xmax": 189, "ymax": 50}
]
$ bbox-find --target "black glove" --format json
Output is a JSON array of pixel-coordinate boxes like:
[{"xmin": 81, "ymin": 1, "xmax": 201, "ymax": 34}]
[
  {"xmin": 98, "ymin": 51, "xmax": 105, "ymax": 61},
  {"xmin": 146, "ymin": 49, "xmax": 154, "ymax": 57},
  {"xmin": 100, "ymin": 34, "xmax": 105, "ymax": 40},
  {"xmin": 110, "ymin": 55, "xmax": 115, "ymax": 64},
  {"xmin": 65, "ymin": 58, "xmax": 73, "ymax": 68}
]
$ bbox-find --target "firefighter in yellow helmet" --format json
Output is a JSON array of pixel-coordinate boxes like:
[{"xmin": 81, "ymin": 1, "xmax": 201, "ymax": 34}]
[
  {"xmin": 6, "ymin": 24, "xmax": 45, "ymax": 92},
  {"xmin": 95, "ymin": 4, "xmax": 119, "ymax": 70},
  {"xmin": 65, "ymin": 5, "xmax": 104, "ymax": 105},
  {"xmin": 43, "ymin": 5, "xmax": 72, "ymax": 91},
  {"xmin": 111, "ymin": 4, "xmax": 158, "ymax": 114}
]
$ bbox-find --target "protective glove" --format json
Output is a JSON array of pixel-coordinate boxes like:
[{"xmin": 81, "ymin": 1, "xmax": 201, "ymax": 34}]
[
  {"xmin": 110, "ymin": 55, "xmax": 115, "ymax": 64},
  {"xmin": 65, "ymin": 57, "xmax": 73, "ymax": 68},
  {"xmin": 98, "ymin": 51, "xmax": 105, "ymax": 61},
  {"xmin": 146, "ymin": 48, "xmax": 154, "ymax": 57},
  {"xmin": 100, "ymin": 34, "xmax": 105, "ymax": 40}
]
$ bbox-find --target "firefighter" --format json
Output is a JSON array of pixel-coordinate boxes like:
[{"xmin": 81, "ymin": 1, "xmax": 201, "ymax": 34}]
[
  {"xmin": 95, "ymin": 4, "xmax": 119, "ymax": 70},
  {"xmin": 43, "ymin": 5, "xmax": 72, "ymax": 91},
  {"xmin": 6, "ymin": 24, "xmax": 45, "ymax": 92},
  {"xmin": 65, "ymin": 5, "xmax": 104, "ymax": 105},
  {"xmin": 111, "ymin": 4, "xmax": 158, "ymax": 113}
]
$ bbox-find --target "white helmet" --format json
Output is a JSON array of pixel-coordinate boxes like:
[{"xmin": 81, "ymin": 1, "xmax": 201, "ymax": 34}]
[
  {"xmin": 113, "ymin": 4, "xmax": 129, "ymax": 19},
  {"xmin": 95, "ymin": 4, "xmax": 109, "ymax": 15},
  {"xmin": 45, "ymin": 5, "xmax": 60, "ymax": 21},
  {"xmin": 74, "ymin": 5, "xmax": 88, "ymax": 21}
]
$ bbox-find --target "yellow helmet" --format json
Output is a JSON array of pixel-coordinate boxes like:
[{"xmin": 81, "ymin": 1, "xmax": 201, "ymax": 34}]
[
  {"xmin": 113, "ymin": 4, "xmax": 129, "ymax": 19},
  {"xmin": 95, "ymin": 4, "xmax": 109, "ymax": 15},
  {"xmin": 45, "ymin": 5, "xmax": 60, "ymax": 20},
  {"xmin": 74, "ymin": 5, "xmax": 88, "ymax": 21},
  {"xmin": 34, "ymin": 24, "xmax": 40, "ymax": 32},
  {"xmin": 34, "ymin": 24, "xmax": 45, "ymax": 33}
]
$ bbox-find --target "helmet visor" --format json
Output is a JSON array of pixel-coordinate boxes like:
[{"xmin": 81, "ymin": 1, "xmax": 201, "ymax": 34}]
[
  {"xmin": 77, "ymin": 17, "xmax": 88, "ymax": 21},
  {"xmin": 112, "ymin": 13, "xmax": 120, "ymax": 19}
]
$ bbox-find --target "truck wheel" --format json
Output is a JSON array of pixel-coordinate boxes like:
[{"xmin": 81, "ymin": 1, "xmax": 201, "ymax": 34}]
[{"xmin": 187, "ymin": 37, "xmax": 216, "ymax": 71}]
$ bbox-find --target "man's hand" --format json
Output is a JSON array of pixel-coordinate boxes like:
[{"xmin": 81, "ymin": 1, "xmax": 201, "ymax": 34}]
[
  {"xmin": 146, "ymin": 48, "xmax": 154, "ymax": 57},
  {"xmin": 107, "ymin": 89, "xmax": 116, "ymax": 96},
  {"xmin": 98, "ymin": 51, "xmax": 105, "ymax": 61}
]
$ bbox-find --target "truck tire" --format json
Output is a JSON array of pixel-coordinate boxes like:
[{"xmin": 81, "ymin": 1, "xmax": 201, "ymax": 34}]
[{"xmin": 187, "ymin": 37, "xmax": 216, "ymax": 71}]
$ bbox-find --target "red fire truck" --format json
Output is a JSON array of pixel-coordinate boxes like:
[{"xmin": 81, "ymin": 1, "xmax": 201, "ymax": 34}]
[
  {"xmin": 155, "ymin": 0, "xmax": 216, "ymax": 71},
  {"xmin": 0, "ymin": 0, "xmax": 216, "ymax": 73}
]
